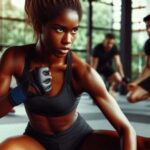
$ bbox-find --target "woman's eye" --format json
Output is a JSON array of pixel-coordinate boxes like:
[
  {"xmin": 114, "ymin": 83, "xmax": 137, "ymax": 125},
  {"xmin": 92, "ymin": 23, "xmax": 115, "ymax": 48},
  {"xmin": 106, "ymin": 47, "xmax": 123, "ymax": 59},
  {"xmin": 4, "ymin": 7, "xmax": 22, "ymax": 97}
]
[
  {"xmin": 72, "ymin": 28, "xmax": 78, "ymax": 34},
  {"xmin": 56, "ymin": 28, "xmax": 64, "ymax": 33}
]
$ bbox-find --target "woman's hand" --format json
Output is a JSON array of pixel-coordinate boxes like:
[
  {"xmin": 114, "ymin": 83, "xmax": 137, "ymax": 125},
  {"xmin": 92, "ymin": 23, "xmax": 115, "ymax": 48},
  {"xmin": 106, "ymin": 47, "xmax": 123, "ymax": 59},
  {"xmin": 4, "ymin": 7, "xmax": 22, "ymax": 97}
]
[
  {"xmin": 28, "ymin": 67, "xmax": 52, "ymax": 95},
  {"xmin": 9, "ymin": 67, "xmax": 52, "ymax": 106}
]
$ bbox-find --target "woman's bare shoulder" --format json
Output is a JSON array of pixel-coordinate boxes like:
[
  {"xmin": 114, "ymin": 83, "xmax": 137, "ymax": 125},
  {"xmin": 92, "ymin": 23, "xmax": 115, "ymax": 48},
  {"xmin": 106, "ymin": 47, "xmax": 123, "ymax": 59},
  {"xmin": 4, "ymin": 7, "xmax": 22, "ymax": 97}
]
[
  {"xmin": 72, "ymin": 52, "xmax": 91, "ymax": 72},
  {"xmin": 71, "ymin": 52, "xmax": 92, "ymax": 82},
  {"xmin": 71, "ymin": 52, "xmax": 108, "ymax": 96},
  {"xmin": 3, "ymin": 44, "xmax": 35, "ymax": 56},
  {"xmin": 1, "ymin": 44, "xmax": 34, "ymax": 59},
  {"xmin": 0, "ymin": 44, "xmax": 35, "ymax": 75}
]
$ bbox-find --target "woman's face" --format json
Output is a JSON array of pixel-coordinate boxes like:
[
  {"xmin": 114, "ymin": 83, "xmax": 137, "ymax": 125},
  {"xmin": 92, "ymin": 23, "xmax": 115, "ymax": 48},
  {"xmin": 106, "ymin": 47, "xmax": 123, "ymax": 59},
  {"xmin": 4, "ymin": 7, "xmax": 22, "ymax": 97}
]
[{"xmin": 40, "ymin": 9, "xmax": 80, "ymax": 56}]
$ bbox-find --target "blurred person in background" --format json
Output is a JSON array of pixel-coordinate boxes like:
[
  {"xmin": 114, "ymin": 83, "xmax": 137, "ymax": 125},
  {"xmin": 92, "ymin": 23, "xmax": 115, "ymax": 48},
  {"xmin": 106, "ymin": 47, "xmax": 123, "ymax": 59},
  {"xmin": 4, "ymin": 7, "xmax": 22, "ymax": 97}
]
[
  {"xmin": 128, "ymin": 14, "xmax": 150, "ymax": 103},
  {"xmin": 91, "ymin": 33, "xmax": 128, "ymax": 98}
]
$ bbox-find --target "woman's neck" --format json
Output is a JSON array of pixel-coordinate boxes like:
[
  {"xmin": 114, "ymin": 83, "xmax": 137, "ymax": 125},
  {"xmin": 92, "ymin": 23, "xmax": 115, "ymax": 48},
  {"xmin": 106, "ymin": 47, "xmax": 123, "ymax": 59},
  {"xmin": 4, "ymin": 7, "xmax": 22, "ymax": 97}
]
[{"xmin": 35, "ymin": 40, "xmax": 67, "ymax": 66}]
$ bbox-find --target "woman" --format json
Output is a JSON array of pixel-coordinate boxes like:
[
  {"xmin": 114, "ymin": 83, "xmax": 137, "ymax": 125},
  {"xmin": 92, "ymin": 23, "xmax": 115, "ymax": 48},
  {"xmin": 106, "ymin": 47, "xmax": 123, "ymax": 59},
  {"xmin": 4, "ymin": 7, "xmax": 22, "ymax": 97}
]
[{"xmin": 0, "ymin": 0, "xmax": 149, "ymax": 150}]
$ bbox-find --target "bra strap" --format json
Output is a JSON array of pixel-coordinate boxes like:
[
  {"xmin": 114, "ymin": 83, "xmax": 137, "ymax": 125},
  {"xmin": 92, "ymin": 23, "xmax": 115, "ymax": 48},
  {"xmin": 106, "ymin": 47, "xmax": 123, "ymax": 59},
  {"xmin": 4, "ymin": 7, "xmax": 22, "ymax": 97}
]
[
  {"xmin": 20, "ymin": 45, "xmax": 35, "ymax": 83},
  {"xmin": 65, "ymin": 51, "xmax": 72, "ymax": 84}
]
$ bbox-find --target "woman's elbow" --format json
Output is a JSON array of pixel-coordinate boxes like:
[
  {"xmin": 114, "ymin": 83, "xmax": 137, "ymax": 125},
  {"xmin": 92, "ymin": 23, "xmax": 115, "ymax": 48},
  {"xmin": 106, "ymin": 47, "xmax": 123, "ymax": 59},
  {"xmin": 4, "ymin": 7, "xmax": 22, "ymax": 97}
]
[{"xmin": 119, "ymin": 124, "xmax": 136, "ymax": 138}]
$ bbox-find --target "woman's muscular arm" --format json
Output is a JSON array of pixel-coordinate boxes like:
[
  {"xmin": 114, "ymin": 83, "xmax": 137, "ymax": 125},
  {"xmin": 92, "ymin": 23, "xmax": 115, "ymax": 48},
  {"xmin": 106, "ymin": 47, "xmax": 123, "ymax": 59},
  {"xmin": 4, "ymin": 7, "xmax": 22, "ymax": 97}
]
[
  {"xmin": 0, "ymin": 48, "xmax": 17, "ymax": 117},
  {"xmin": 72, "ymin": 53, "xmax": 136, "ymax": 150}
]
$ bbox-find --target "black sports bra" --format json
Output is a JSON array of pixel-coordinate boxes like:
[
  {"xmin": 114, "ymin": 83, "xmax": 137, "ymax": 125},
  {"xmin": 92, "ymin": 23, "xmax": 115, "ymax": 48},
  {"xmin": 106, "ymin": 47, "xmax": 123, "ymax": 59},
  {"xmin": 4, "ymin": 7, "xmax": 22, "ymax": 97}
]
[{"xmin": 17, "ymin": 44, "xmax": 80, "ymax": 117}]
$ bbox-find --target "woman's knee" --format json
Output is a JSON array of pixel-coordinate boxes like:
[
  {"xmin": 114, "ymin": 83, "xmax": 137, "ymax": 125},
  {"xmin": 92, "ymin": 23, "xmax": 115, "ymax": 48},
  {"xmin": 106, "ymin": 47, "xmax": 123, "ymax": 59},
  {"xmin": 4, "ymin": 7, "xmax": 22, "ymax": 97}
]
[
  {"xmin": 80, "ymin": 130, "xmax": 120, "ymax": 150},
  {"xmin": 0, "ymin": 137, "xmax": 21, "ymax": 150},
  {"xmin": 0, "ymin": 136, "xmax": 45, "ymax": 150}
]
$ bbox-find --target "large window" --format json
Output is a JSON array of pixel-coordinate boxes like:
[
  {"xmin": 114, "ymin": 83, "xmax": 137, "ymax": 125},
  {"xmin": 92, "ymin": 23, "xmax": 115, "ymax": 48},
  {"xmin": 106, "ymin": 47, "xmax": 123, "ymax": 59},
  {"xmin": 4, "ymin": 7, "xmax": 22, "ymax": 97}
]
[
  {"xmin": 1, "ymin": 0, "xmax": 149, "ymax": 78},
  {"xmin": 0, "ymin": 0, "xmax": 34, "ymax": 50},
  {"xmin": 0, "ymin": 0, "xmax": 121, "ymax": 60},
  {"xmin": 92, "ymin": 0, "xmax": 121, "ymax": 48}
]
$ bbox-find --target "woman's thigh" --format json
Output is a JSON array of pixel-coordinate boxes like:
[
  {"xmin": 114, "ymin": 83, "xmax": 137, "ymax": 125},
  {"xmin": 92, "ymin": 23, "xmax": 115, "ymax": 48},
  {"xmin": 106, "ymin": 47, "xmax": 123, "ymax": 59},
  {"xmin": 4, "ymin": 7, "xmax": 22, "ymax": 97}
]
[
  {"xmin": 80, "ymin": 130, "xmax": 150, "ymax": 150},
  {"xmin": 0, "ymin": 135, "xmax": 45, "ymax": 150},
  {"xmin": 80, "ymin": 130, "xmax": 120, "ymax": 150}
]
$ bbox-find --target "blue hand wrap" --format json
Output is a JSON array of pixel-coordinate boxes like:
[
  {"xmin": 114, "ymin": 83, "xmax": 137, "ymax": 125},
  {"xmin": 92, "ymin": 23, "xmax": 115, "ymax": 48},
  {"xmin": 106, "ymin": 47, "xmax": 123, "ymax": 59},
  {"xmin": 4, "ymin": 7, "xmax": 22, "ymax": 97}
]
[{"xmin": 9, "ymin": 85, "xmax": 27, "ymax": 106}]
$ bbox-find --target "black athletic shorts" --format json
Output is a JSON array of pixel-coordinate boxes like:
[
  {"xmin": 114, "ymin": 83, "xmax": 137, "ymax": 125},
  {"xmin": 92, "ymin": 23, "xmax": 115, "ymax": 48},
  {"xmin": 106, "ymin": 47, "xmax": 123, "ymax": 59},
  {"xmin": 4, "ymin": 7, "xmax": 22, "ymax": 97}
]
[
  {"xmin": 23, "ymin": 114, "xmax": 93, "ymax": 150},
  {"xmin": 97, "ymin": 66, "xmax": 115, "ymax": 79},
  {"xmin": 138, "ymin": 76, "xmax": 150, "ymax": 92}
]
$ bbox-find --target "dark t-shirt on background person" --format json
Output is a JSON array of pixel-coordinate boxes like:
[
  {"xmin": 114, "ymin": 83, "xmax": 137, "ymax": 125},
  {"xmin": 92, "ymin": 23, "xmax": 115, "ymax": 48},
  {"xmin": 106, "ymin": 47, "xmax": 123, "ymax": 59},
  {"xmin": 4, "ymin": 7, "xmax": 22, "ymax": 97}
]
[
  {"xmin": 144, "ymin": 38, "xmax": 150, "ymax": 55},
  {"xmin": 92, "ymin": 43, "xmax": 119, "ymax": 78},
  {"xmin": 138, "ymin": 38, "xmax": 150, "ymax": 92}
]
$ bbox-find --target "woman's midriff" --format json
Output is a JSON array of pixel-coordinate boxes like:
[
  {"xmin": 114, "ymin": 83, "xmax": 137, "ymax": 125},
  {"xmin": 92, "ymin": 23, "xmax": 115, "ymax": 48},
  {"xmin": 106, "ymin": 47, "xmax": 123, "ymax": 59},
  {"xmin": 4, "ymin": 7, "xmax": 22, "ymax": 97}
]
[{"xmin": 26, "ymin": 109, "xmax": 78, "ymax": 135}]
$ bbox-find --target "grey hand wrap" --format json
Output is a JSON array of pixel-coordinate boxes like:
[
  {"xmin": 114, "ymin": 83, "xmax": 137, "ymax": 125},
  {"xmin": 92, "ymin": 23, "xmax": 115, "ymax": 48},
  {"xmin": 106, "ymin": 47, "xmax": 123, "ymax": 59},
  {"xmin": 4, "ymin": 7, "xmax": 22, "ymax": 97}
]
[
  {"xmin": 31, "ymin": 67, "xmax": 52, "ymax": 95},
  {"xmin": 9, "ymin": 67, "xmax": 52, "ymax": 106}
]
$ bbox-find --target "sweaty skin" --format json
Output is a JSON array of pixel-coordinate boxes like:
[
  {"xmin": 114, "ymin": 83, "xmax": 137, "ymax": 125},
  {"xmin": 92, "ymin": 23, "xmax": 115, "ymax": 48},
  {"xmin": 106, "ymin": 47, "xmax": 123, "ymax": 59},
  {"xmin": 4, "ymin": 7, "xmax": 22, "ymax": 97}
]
[{"xmin": 0, "ymin": 8, "xmax": 138, "ymax": 150}]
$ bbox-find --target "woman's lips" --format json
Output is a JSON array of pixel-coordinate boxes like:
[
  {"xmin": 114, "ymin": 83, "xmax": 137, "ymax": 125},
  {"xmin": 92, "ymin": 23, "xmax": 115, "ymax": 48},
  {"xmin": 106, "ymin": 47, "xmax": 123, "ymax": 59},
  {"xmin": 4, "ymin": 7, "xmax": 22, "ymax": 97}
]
[{"xmin": 58, "ymin": 48, "xmax": 70, "ymax": 54}]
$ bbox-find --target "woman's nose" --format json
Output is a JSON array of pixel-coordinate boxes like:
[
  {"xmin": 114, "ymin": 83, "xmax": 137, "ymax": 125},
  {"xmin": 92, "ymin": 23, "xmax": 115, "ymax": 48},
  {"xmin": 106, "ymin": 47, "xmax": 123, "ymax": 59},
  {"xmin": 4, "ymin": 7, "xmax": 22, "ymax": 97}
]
[{"xmin": 62, "ymin": 33, "xmax": 72, "ymax": 44}]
